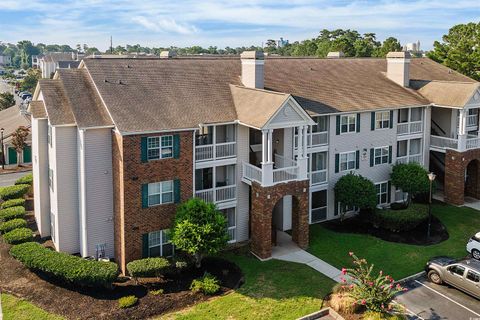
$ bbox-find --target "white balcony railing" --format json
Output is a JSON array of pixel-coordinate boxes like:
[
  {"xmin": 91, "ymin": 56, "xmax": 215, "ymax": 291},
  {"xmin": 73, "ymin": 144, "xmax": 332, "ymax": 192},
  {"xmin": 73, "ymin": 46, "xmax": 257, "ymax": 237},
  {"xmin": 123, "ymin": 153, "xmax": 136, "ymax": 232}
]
[
  {"xmin": 310, "ymin": 169, "xmax": 327, "ymax": 185},
  {"xmin": 294, "ymin": 131, "xmax": 328, "ymax": 149},
  {"xmin": 242, "ymin": 158, "xmax": 301, "ymax": 186},
  {"xmin": 274, "ymin": 153, "xmax": 297, "ymax": 168},
  {"xmin": 467, "ymin": 137, "xmax": 480, "ymax": 149},
  {"xmin": 195, "ymin": 141, "xmax": 236, "ymax": 162},
  {"xmin": 242, "ymin": 162, "xmax": 262, "ymax": 184},
  {"xmin": 397, "ymin": 121, "xmax": 423, "ymax": 135},
  {"xmin": 467, "ymin": 114, "xmax": 478, "ymax": 127},
  {"xmin": 430, "ymin": 135, "xmax": 459, "ymax": 150},
  {"xmin": 396, "ymin": 154, "xmax": 422, "ymax": 165},
  {"xmin": 195, "ymin": 185, "xmax": 236, "ymax": 203},
  {"xmin": 273, "ymin": 166, "xmax": 299, "ymax": 183}
]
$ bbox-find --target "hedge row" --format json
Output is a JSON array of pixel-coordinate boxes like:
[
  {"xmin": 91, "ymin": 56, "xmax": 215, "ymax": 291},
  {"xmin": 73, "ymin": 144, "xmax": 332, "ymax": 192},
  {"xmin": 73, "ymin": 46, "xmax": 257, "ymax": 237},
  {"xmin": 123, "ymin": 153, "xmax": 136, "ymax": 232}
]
[
  {"xmin": 0, "ymin": 198, "xmax": 26, "ymax": 209},
  {"xmin": 0, "ymin": 218, "xmax": 27, "ymax": 234},
  {"xmin": 0, "ymin": 184, "xmax": 30, "ymax": 201},
  {"xmin": 10, "ymin": 242, "xmax": 119, "ymax": 287},
  {"xmin": 14, "ymin": 173, "xmax": 33, "ymax": 186},
  {"xmin": 126, "ymin": 257, "xmax": 170, "ymax": 278},
  {"xmin": 372, "ymin": 204, "xmax": 428, "ymax": 232},
  {"xmin": 0, "ymin": 206, "xmax": 26, "ymax": 222},
  {"xmin": 3, "ymin": 228, "xmax": 33, "ymax": 244}
]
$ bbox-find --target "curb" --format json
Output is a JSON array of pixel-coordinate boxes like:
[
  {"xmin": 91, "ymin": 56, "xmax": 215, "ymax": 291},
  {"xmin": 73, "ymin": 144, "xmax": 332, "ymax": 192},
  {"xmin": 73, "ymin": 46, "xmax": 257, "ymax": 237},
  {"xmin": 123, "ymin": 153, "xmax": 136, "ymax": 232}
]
[
  {"xmin": 0, "ymin": 169, "xmax": 32, "ymax": 176},
  {"xmin": 396, "ymin": 271, "xmax": 425, "ymax": 284}
]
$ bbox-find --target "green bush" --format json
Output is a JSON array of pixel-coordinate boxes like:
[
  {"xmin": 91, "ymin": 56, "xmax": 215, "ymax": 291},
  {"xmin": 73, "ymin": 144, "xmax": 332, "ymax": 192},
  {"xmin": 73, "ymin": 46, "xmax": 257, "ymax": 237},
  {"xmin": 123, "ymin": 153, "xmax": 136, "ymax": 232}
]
[
  {"xmin": 372, "ymin": 204, "xmax": 428, "ymax": 232},
  {"xmin": 10, "ymin": 242, "xmax": 119, "ymax": 287},
  {"xmin": 0, "ymin": 206, "xmax": 26, "ymax": 221},
  {"xmin": 190, "ymin": 273, "xmax": 221, "ymax": 295},
  {"xmin": 0, "ymin": 184, "xmax": 30, "ymax": 200},
  {"xmin": 363, "ymin": 311, "xmax": 407, "ymax": 320},
  {"xmin": 3, "ymin": 227, "xmax": 33, "ymax": 244},
  {"xmin": 334, "ymin": 173, "xmax": 377, "ymax": 213},
  {"xmin": 126, "ymin": 257, "xmax": 170, "ymax": 278},
  {"xmin": 118, "ymin": 295, "xmax": 138, "ymax": 309},
  {"xmin": 150, "ymin": 289, "xmax": 164, "ymax": 296},
  {"xmin": 0, "ymin": 218, "xmax": 27, "ymax": 233},
  {"xmin": 389, "ymin": 202, "xmax": 408, "ymax": 211},
  {"xmin": 14, "ymin": 173, "xmax": 33, "ymax": 186},
  {"xmin": 0, "ymin": 198, "xmax": 26, "ymax": 209}
]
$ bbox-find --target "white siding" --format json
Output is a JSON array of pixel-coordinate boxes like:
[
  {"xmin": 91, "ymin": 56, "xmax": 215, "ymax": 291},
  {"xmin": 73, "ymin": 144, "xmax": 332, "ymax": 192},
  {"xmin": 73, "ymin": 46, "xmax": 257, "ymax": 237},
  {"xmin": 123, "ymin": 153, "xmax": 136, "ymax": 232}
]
[
  {"xmin": 32, "ymin": 117, "xmax": 50, "ymax": 236},
  {"xmin": 236, "ymin": 124, "xmax": 250, "ymax": 242}
]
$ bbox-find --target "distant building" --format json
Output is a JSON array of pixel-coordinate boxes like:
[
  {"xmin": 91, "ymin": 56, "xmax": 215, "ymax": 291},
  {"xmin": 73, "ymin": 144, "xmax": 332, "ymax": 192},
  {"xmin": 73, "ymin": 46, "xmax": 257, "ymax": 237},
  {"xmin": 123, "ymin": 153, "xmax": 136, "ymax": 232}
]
[
  {"xmin": 33, "ymin": 52, "xmax": 84, "ymax": 78},
  {"xmin": 277, "ymin": 37, "xmax": 289, "ymax": 48},
  {"xmin": 0, "ymin": 55, "xmax": 12, "ymax": 66},
  {"xmin": 403, "ymin": 41, "xmax": 422, "ymax": 54}
]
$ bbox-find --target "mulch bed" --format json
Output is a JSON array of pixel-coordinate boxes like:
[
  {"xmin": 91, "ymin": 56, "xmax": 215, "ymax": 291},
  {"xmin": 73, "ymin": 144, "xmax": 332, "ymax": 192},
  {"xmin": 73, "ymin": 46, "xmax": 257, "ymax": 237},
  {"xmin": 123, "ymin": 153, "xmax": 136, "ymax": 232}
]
[
  {"xmin": 323, "ymin": 212, "xmax": 449, "ymax": 246},
  {"xmin": 0, "ymin": 212, "xmax": 244, "ymax": 320}
]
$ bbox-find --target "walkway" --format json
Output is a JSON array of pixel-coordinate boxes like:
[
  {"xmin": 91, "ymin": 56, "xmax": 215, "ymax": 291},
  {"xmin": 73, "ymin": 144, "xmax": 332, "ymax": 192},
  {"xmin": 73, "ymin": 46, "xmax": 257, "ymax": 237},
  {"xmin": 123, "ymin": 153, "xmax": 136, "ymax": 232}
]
[{"xmin": 272, "ymin": 231, "xmax": 344, "ymax": 282}]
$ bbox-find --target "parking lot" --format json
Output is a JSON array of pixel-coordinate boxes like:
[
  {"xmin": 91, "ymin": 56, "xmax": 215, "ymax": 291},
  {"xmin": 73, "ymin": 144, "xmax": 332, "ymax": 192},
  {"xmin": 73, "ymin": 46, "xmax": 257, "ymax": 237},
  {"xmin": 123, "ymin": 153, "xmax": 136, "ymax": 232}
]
[{"xmin": 396, "ymin": 274, "xmax": 480, "ymax": 319}]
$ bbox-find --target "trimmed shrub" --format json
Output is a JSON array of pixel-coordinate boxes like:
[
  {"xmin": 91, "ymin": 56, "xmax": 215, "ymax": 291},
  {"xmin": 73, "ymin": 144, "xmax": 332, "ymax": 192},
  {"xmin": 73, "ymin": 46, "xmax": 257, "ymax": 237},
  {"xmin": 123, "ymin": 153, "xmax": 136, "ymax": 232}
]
[
  {"xmin": 372, "ymin": 204, "xmax": 428, "ymax": 232},
  {"xmin": 10, "ymin": 242, "xmax": 119, "ymax": 287},
  {"xmin": 389, "ymin": 202, "xmax": 408, "ymax": 211},
  {"xmin": 363, "ymin": 311, "xmax": 407, "ymax": 320},
  {"xmin": 0, "ymin": 218, "xmax": 27, "ymax": 234},
  {"xmin": 126, "ymin": 257, "xmax": 170, "ymax": 278},
  {"xmin": 0, "ymin": 184, "xmax": 30, "ymax": 200},
  {"xmin": 0, "ymin": 206, "xmax": 26, "ymax": 221},
  {"xmin": 0, "ymin": 198, "xmax": 26, "ymax": 209},
  {"xmin": 118, "ymin": 295, "xmax": 138, "ymax": 309},
  {"xmin": 190, "ymin": 273, "xmax": 220, "ymax": 295},
  {"xmin": 150, "ymin": 289, "xmax": 164, "ymax": 296},
  {"xmin": 14, "ymin": 173, "xmax": 33, "ymax": 186},
  {"xmin": 3, "ymin": 227, "xmax": 33, "ymax": 244}
]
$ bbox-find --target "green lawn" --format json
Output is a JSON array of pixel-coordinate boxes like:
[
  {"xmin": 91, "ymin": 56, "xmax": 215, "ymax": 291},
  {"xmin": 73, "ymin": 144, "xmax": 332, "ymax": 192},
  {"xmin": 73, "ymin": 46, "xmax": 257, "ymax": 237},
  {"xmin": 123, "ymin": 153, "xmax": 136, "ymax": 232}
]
[
  {"xmin": 162, "ymin": 251, "xmax": 336, "ymax": 320},
  {"xmin": 308, "ymin": 202, "xmax": 480, "ymax": 280},
  {"xmin": 1, "ymin": 293, "xmax": 64, "ymax": 320}
]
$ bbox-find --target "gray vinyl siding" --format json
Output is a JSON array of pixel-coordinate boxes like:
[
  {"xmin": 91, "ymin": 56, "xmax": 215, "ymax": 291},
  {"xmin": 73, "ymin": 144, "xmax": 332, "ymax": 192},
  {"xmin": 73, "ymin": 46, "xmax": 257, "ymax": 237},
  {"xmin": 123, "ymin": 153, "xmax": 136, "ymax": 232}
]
[{"xmin": 236, "ymin": 124, "xmax": 250, "ymax": 242}]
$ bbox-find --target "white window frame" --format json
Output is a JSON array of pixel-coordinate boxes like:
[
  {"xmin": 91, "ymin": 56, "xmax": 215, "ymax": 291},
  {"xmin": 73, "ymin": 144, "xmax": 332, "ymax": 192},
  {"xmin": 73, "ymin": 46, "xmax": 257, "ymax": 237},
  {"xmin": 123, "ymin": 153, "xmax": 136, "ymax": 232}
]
[
  {"xmin": 340, "ymin": 114, "xmax": 357, "ymax": 134},
  {"xmin": 339, "ymin": 151, "xmax": 356, "ymax": 172},
  {"xmin": 147, "ymin": 135, "xmax": 173, "ymax": 160},
  {"xmin": 375, "ymin": 111, "xmax": 390, "ymax": 129},
  {"xmin": 310, "ymin": 189, "xmax": 328, "ymax": 223},
  {"xmin": 374, "ymin": 146, "xmax": 389, "ymax": 166},
  {"xmin": 148, "ymin": 229, "xmax": 174, "ymax": 258},
  {"xmin": 336, "ymin": 202, "xmax": 357, "ymax": 216},
  {"xmin": 148, "ymin": 180, "xmax": 174, "ymax": 207},
  {"xmin": 375, "ymin": 181, "xmax": 389, "ymax": 206},
  {"xmin": 221, "ymin": 207, "xmax": 236, "ymax": 243}
]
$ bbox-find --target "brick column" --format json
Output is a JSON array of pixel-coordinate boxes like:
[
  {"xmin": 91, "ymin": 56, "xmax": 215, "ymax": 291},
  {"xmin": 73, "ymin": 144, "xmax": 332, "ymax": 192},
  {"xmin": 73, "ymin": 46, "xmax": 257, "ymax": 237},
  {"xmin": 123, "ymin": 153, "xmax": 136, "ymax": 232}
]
[{"xmin": 444, "ymin": 149, "xmax": 465, "ymax": 205}]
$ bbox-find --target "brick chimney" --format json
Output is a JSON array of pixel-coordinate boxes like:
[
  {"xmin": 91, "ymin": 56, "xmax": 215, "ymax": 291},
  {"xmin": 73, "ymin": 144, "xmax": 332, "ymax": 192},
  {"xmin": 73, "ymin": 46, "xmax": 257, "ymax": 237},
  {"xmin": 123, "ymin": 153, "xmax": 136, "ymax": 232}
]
[
  {"xmin": 386, "ymin": 51, "xmax": 411, "ymax": 87},
  {"xmin": 240, "ymin": 51, "xmax": 264, "ymax": 89}
]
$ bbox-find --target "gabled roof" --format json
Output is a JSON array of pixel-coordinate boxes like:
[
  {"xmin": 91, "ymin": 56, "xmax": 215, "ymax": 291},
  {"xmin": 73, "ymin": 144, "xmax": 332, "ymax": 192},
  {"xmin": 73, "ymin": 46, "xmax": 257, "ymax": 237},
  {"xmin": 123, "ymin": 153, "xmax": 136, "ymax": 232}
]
[
  {"xmin": 29, "ymin": 100, "xmax": 47, "ymax": 118},
  {"xmin": 411, "ymin": 80, "xmax": 480, "ymax": 108},
  {"xmin": 0, "ymin": 105, "xmax": 30, "ymax": 143},
  {"xmin": 37, "ymin": 79, "xmax": 75, "ymax": 125}
]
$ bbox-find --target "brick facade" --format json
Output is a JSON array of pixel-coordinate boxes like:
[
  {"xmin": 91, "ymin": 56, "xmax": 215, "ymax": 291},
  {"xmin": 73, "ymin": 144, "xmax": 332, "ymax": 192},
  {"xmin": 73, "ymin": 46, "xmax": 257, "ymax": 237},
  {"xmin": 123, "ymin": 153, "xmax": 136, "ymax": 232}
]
[
  {"xmin": 112, "ymin": 130, "xmax": 194, "ymax": 273},
  {"xmin": 250, "ymin": 179, "xmax": 309, "ymax": 259},
  {"xmin": 444, "ymin": 149, "xmax": 480, "ymax": 205}
]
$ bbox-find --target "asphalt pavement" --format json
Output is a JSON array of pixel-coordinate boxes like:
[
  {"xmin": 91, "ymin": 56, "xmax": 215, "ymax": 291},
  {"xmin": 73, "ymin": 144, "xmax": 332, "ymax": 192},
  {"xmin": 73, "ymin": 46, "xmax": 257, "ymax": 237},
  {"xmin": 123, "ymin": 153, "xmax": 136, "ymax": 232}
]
[
  {"xmin": 0, "ymin": 171, "xmax": 31, "ymax": 187},
  {"xmin": 396, "ymin": 275, "xmax": 480, "ymax": 320}
]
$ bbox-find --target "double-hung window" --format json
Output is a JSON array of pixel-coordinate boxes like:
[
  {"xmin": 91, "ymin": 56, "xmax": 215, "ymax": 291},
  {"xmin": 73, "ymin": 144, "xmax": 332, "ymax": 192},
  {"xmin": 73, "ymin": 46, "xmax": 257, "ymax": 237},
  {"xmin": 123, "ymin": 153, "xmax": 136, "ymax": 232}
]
[
  {"xmin": 148, "ymin": 229, "xmax": 174, "ymax": 257},
  {"xmin": 340, "ymin": 151, "xmax": 356, "ymax": 172},
  {"xmin": 376, "ymin": 181, "xmax": 389, "ymax": 205},
  {"xmin": 340, "ymin": 115, "xmax": 356, "ymax": 133},
  {"xmin": 147, "ymin": 135, "xmax": 173, "ymax": 160},
  {"xmin": 375, "ymin": 111, "xmax": 390, "ymax": 129},
  {"xmin": 374, "ymin": 146, "xmax": 389, "ymax": 165},
  {"xmin": 148, "ymin": 181, "xmax": 173, "ymax": 206}
]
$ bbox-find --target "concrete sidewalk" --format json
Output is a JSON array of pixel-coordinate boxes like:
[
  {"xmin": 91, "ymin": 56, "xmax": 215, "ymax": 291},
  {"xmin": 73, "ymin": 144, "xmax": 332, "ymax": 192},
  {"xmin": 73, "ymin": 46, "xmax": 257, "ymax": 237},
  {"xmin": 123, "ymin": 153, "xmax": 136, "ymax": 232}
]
[{"xmin": 272, "ymin": 231, "xmax": 344, "ymax": 282}]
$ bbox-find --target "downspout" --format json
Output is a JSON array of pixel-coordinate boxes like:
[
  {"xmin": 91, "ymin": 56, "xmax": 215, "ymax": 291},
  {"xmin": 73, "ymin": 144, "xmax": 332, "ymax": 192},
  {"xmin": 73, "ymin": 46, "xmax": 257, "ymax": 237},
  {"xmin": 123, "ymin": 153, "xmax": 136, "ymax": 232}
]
[{"xmin": 80, "ymin": 129, "xmax": 88, "ymax": 257}]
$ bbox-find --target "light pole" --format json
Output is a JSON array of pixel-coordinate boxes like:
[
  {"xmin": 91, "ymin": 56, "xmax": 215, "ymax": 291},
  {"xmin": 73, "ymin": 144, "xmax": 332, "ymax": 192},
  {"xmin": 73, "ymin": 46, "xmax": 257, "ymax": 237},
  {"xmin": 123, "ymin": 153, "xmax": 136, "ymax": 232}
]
[
  {"xmin": 1, "ymin": 128, "xmax": 4, "ymax": 170},
  {"xmin": 427, "ymin": 172, "xmax": 436, "ymax": 239}
]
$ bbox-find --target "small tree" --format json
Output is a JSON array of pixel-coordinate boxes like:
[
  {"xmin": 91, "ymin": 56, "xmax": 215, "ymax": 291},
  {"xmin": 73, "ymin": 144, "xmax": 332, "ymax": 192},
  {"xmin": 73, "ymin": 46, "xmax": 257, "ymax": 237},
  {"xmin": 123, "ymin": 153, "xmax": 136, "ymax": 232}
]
[
  {"xmin": 0, "ymin": 92, "xmax": 15, "ymax": 110},
  {"xmin": 171, "ymin": 198, "xmax": 228, "ymax": 268},
  {"xmin": 10, "ymin": 126, "xmax": 29, "ymax": 167},
  {"xmin": 391, "ymin": 163, "xmax": 429, "ymax": 205},
  {"xmin": 334, "ymin": 173, "xmax": 377, "ymax": 218}
]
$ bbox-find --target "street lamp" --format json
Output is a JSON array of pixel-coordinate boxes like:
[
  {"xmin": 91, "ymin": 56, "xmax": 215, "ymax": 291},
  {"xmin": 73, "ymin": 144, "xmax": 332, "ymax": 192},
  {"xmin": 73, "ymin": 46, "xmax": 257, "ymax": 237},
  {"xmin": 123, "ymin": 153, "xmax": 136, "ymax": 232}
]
[
  {"xmin": 427, "ymin": 172, "xmax": 436, "ymax": 239},
  {"xmin": 0, "ymin": 128, "xmax": 4, "ymax": 170}
]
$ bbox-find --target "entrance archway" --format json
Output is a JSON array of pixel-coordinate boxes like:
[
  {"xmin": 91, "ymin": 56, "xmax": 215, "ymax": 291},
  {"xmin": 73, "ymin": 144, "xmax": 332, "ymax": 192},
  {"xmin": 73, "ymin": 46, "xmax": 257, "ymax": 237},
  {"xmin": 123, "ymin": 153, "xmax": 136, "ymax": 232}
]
[
  {"xmin": 465, "ymin": 159, "xmax": 480, "ymax": 199},
  {"xmin": 445, "ymin": 149, "xmax": 480, "ymax": 205}
]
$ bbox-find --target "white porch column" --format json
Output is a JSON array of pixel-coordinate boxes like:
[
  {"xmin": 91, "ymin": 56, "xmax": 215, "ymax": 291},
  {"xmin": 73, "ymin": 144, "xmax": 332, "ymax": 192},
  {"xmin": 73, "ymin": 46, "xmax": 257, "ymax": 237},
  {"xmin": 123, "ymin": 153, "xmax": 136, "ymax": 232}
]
[
  {"xmin": 297, "ymin": 126, "xmax": 303, "ymax": 158},
  {"xmin": 267, "ymin": 129, "xmax": 273, "ymax": 163},
  {"xmin": 458, "ymin": 109, "xmax": 467, "ymax": 151},
  {"xmin": 261, "ymin": 129, "xmax": 273, "ymax": 186},
  {"xmin": 296, "ymin": 125, "xmax": 308, "ymax": 180},
  {"xmin": 261, "ymin": 129, "xmax": 268, "ymax": 164},
  {"xmin": 302, "ymin": 125, "xmax": 308, "ymax": 158}
]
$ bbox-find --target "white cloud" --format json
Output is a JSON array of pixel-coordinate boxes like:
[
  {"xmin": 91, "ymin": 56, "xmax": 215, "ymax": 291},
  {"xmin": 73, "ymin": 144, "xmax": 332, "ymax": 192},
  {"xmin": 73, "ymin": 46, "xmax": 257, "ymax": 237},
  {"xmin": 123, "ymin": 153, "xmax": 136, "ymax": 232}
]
[{"xmin": 131, "ymin": 16, "xmax": 198, "ymax": 34}]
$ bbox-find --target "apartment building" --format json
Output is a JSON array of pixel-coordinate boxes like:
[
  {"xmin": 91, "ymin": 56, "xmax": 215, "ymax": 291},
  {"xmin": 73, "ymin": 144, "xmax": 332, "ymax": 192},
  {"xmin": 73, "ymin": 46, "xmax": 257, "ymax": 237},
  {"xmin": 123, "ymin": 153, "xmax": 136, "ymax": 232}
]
[
  {"xmin": 29, "ymin": 51, "xmax": 479, "ymax": 273},
  {"xmin": 32, "ymin": 52, "xmax": 83, "ymax": 79}
]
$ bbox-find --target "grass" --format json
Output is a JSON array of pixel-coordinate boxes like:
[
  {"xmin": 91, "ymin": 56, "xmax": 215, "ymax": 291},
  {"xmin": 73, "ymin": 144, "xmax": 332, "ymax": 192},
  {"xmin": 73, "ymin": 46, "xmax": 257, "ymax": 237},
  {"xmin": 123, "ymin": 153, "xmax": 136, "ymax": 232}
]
[
  {"xmin": 1, "ymin": 293, "xmax": 64, "ymax": 320},
  {"xmin": 308, "ymin": 202, "xmax": 480, "ymax": 280},
  {"xmin": 161, "ymin": 251, "xmax": 336, "ymax": 320}
]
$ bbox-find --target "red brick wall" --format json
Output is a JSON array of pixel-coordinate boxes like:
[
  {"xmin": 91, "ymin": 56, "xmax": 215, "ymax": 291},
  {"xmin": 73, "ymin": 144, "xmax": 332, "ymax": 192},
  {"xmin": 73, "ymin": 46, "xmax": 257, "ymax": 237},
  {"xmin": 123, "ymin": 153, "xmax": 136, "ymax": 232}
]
[
  {"xmin": 444, "ymin": 149, "xmax": 480, "ymax": 205},
  {"xmin": 112, "ymin": 130, "xmax": 194, "ymax": 273}
]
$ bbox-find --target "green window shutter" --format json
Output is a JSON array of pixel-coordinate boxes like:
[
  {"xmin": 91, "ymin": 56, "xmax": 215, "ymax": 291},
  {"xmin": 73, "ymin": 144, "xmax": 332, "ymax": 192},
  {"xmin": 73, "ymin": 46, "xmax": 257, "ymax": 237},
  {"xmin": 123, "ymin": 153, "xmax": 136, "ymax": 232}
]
[
  {"xmin": 371, "ymin": 112, "xmax": 376, "ymax": 131},
  {"xmin": 336, "ymin": 116, "xmax": 341, "ymax": 135},
  {"xmin": 356, "ymin": 113, "xmax": 361, "ymax": 132},
  {"xmin": 355, "ymin": 150, "xmax": 360, "ymax": 169},
  {"xmin": 387, "ymin": 181, "xmax": 392, "ymax": 203},
  {"xmin": 142, "ymin": 233, "xmax": 149, "ymax": 258},
  {"xmin": 174, "ymin": 179, "xmax": 181, "ymax": 203},
  {"xmin": 173, "ymin": 134, "xmax": 181, "ymax": 159},
  {"xmin": 335, "ymin": 154, "xmax": 339, "ymax": 173},
  {"xmin": 389, "ymin": 110, "xmax": 394, "ymax": 129},
  {"xmin": 370, "ymin": 148, "xmax": 374, "ymax": 167},
  {"xmin": 388, "ymin": 146, "xmax": 393, "ymax": 164},
  {"xmin": 141, "ymin": 137, "xmax": 148, "ymax": 163},
  {"xmin": 141, "ymin": 184, "xmax": 149, "ymax": 208}
]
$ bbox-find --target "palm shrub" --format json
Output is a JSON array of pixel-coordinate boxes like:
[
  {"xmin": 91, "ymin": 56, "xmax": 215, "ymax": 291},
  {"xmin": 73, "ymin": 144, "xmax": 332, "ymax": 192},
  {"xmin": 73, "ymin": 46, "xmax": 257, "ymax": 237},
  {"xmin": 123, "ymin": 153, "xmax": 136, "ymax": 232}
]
[
  {"xmin": 0, "ymin": 198, "xmax": 26, "ymax": 209},
  {"xmin": 0, "ymin": 184, "xmax": 30, "ymax": 200},
  {"xmin": 14, "ymin": 173, "xmax": 33, "ymax": 186},
  {"xmin": 0, "ymin": 206, "xmax": 26, "ymax": 221},
  {"xmin": 0, "ymin": 218, "xmax": 27, "ymax": 234},
  {"xmin": 3, "ymin": 227, "xmax": 33, "ymax": 244}
]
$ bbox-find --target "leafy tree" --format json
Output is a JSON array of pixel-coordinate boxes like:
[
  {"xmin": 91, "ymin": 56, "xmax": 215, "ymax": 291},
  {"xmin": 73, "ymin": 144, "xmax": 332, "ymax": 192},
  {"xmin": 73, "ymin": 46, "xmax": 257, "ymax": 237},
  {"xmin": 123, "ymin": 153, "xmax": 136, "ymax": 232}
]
[
  {"xmin": 10, "ymin": 126, "xmax": 30, "ymax": 167},
  {"xmin": 171, "ymin": 198, "xmax": 228, "ymax": 267},
  {"xmin": 390, "ymin": 163, "xmax": 430, "ymax": 204},
  {"xmin": 20, "ymin": 68, "xmax": 41, "ymax": 92},
  {"xmin": 428, "ymin": 22, "xmax": 480, "ymax": 81},
  {"xmin": 0, "ymin": 92, "xmax": 15, "ymax": 110},
  {"xmin": 373, "ymin": 37, "xmax": 402, "ymax": 57},
  {"xmin": 334, "ymin": 173, "xmax": 377, "ymax": 217}
]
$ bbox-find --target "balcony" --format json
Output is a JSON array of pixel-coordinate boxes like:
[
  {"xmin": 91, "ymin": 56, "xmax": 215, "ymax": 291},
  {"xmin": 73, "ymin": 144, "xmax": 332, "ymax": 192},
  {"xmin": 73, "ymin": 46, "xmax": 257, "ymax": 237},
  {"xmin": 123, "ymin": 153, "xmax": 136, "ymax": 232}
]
[
  {"xmin": 195, "ymin": 185, "xmax": 236, "ymax": 203},
  {"xmin": 467, "ymin": 114, "xmax": 478, "ymax": 128},
  {"xmin": 430, "ymin": 135, "xmax": 480, "ymax": 152},
  {"xmin": 310, "ymin": 169, "xmax": 327, "ymax": 185},
  {"xmin": 294, "ymin": 131, "xmax": 328, "ymax": 149},
  {"xmin": 397, "ymin": 121, "xmax": 423, "ymax": 135},
  {"xmin": 195, "ymin": 142, "xmax": 236, "ymax": 162},
  {"xmin": 242, "ymin": 154, "xmax": 301, "ymax": 186},
  {"xmin": 396, "ymin": 154, "xmax": 422, "ymax": 165}
]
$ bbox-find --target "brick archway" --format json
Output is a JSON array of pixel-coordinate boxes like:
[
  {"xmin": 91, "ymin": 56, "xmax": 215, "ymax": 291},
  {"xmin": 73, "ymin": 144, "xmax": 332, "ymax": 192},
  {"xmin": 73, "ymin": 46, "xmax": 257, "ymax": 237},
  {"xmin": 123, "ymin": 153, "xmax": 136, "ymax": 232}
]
[
  {"xmin": 444, "ymin": 149, "xmax": 480, "ymax": 205},
  {"xmin": 250, "ymin": 180, "xmax": 309, "ymax": 259}
]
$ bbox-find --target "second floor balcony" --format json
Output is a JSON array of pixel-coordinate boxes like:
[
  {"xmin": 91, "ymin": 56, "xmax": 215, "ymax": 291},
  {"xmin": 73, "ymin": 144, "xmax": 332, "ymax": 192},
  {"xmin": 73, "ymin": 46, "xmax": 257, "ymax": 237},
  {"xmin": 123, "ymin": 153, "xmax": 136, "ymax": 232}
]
[
  {"xmin": 195, "ymin": 124, "xmax": 236, "ymax": 162},
  {"xmin": 195, "ymin": 164, "xmax": 236, "ymax": 204}
]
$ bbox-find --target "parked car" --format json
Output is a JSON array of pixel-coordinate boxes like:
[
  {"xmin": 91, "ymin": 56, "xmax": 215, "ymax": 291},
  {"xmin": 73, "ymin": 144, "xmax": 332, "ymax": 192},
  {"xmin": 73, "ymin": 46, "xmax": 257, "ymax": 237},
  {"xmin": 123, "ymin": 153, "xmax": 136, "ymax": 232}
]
[
  {"xmin": 18, "ymin": 91, "xmax": 29, "ymax": 97},
  {"xmin": 22, "ymin": 94, "xmax": 32, "ymax": 100},
  {"xmin": 19, "ymin": 92, "xmax": 31, "ymax": 99},
  {"xmin": 426, "ymin": 257, "xmax": 480, "ymax": 299},
  {"xmin": 467, "ymin": 232, "xmax": 480, "ymax": 260}
]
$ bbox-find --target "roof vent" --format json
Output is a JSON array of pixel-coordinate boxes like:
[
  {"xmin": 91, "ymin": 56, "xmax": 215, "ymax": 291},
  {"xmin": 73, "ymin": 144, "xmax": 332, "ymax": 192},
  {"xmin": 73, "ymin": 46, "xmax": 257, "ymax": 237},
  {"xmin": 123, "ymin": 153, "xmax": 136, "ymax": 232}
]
[
  {"xmin": 327, "ymin": 51, "xmax": 345, "ymax": 59},
  {"xmin": 160, "ymin": 50, "xmax": 176, "ymax": 59}
]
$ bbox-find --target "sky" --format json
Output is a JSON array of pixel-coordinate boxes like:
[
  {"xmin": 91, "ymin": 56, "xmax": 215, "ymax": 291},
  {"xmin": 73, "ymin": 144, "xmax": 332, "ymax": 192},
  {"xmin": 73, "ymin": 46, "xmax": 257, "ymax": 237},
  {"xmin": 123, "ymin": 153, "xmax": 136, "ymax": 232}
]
[{"xmin": 0, "ymin": 0, "xmax": 479, "ymax": 51}]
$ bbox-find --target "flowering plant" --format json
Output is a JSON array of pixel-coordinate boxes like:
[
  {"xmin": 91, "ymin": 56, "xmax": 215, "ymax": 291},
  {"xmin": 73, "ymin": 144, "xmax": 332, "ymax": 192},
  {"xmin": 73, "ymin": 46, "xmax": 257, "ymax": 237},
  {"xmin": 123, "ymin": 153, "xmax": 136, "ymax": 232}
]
[{"xmin": 341, "ymin": 252, "xmax": 406, "ymax": 313}]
